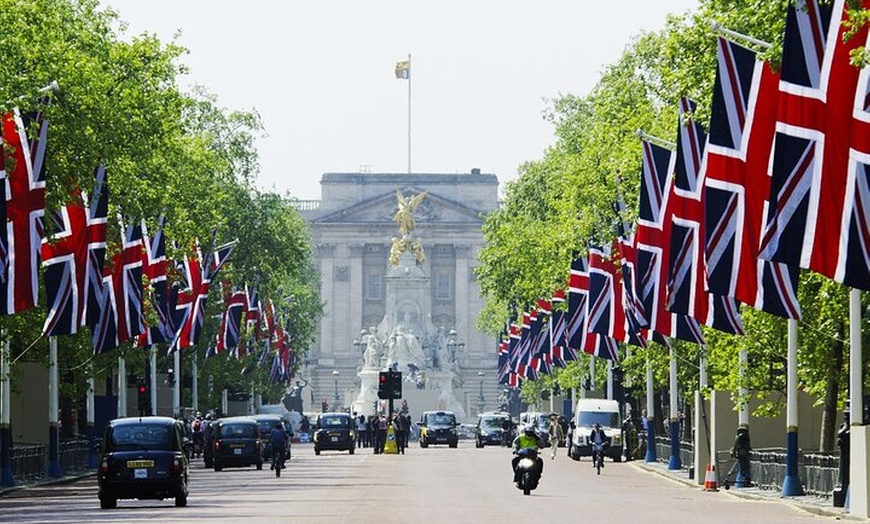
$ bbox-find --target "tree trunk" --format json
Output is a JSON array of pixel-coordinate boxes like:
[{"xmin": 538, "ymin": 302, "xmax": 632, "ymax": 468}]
[{"xmin": 819, "ymin": 319, "xmax": 845, "ymax": 452}]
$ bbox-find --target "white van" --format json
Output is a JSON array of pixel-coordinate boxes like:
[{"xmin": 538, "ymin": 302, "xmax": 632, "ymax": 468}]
[{"xmin": 568, "ymin": 399, "xmax": 622, "ymax": 462}]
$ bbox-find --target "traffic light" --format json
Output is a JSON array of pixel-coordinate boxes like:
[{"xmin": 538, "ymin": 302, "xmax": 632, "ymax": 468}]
[
  {"xmin": 378, "ymin": 371, "xmax": 402, "ymax": 399},
  {"xmin": 137, "ymin": 383, "xmax": 151, "ymax": 415}
]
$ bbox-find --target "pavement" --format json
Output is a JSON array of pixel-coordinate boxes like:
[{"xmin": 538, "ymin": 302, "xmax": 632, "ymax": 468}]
[
  {"xmin": 0, "ymin": 469, "xmax": 97, "ymax": 498},
  {"xmin": 632, "ymin": 459, "xmax": 866, "ymax": 521}
]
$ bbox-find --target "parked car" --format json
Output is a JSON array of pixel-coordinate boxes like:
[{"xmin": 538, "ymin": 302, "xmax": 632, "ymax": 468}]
[
  {"xmin": 475, "ymin": 412, "xmax": 512, "ymax": 448},
  {"xmin": 251, "ymin": 414, "xmax": 292, "ymax": 462},
  {"xmin": 212, "ymin": 417, "xmax": 263, "ymax": 471},
  {"xmin": 97, "ymin": 416, "xmax": 189, "ymax": 509},
  {"xmin": 313, "ymin": 412, "xmax": 356, "ymax": 455},
  {"xmin": 418, "ymin": 411, "xmax": 458, "ymax": 448}
]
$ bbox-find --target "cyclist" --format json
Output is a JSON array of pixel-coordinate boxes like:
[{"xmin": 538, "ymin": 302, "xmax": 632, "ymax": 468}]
[
  {"xmin": 269, "ymin": 422, "xmax": 289, "ymax": 471},
  {"xmin": 589, "ymin": 422, "xmax": 608, "ymax": 469}
]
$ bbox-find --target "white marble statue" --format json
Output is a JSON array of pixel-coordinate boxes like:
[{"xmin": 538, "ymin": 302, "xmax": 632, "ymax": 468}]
[{"xmin": 363, "ymin": 326, "xmax": 382, "ymax": 369}]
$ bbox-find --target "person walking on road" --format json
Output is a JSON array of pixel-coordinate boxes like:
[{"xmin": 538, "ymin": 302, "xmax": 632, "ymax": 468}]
[
  {"xmin": 395, "ymin": 412, "xmax": 409, "ymax": 454},
  {"xmin": 374, "ymin": 414, "xmax": 388, "ymax": 454},
  {"xmin": 548, "ymin": 414, "xmax": 564, "ymax": 460}
]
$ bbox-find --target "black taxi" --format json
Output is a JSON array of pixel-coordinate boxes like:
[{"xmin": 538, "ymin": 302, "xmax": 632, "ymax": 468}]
[
  {"xmin": 212, "ymin": 417, "xmax": 263, "ymax": 471},
  {"xmin": 313, "ymin": 412, "xmax": 355, "ymax": 455},
  {"xmin": 98, "ymin": 416, "xmax": 189, "ymax": 509}
]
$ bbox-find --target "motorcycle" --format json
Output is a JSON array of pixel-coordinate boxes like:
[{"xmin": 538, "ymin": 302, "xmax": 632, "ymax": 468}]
[
  {"xmin": 272, "ymin": 448, "xmax": 285, "ymax": 478},
  {"xmin": 513, "ymin": 448, "xmax": 541, "ymax": 495}
]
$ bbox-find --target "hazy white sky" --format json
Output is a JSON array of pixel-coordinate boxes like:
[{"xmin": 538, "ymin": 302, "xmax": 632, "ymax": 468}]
[{"xmin": 105, "ymin": 1, "xmax": 698, "ymax": 201}]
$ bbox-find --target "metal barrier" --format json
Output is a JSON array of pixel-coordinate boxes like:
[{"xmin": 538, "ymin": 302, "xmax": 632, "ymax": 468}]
[
  {"xmin": 11, "ymin": 444, "xmax": 46, "ymax": 480},
  {"xmin": 654, "ymin": 435, "xmax": 693, "ymax": 470},
  {"xmin": 59, "ymin": 439, "xmax": 91, "ymax": 473},
  {"xmin": 715, "ymin": 447, "xmax": 839, "ymax": 498}
]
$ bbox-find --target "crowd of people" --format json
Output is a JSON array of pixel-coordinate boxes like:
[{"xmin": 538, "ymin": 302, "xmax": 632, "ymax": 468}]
[{"xmin": 352, "ymin": 411, "xmax": 414, "ymax": 454}]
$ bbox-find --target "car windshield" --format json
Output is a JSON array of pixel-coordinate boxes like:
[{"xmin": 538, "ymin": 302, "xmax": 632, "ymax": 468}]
[
  {"xmin": 428, "ymin": 414, "xmax": 455, "ymax": 426},
  {"xmin": 481, "ymin": 417, "xmax": 505, "ymax": 429},
  {"xmin": 320, "ymin": 416, "xmax": 350, "ymax": 428},
  {"xmin": 577, "ymin": 412, "xmax": 620, "ymax": 428},
  {"xmin": 111, "ymin": 425, "xmax": 173, "ymax": 451},
  {"xmin": 537, "ymin": 417, "xmax": 550, "ymax": 429},
  {"xmin": 220, "ymin": 423, "xmax": 257, "ymax": 438},
  {"xmin": 256, "ymin": 420, "xmax": 280, "ymax": 436}
]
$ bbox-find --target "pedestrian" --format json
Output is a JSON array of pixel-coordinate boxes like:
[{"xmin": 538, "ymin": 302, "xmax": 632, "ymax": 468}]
[
  {"xmin": 375, "ymin": 414, "xmax": 388, "ymax": 454},
  {"xmin": 355, "ymin": 414, "xmax": 366, "ymax": 448},
  {"xmin": 730, "ymin": 425, "xmax": 752, "ymax": 486},
  {"xmin": 395, "ymin": 412, "xmax": 409, "ymax": 454},
  {"xmin": 548, "ymin": 414, "xmax": 564, "ymax": 460},
  {"xmin": 365, "ymin": 415, "xmax": 374, "ymax": 448}
]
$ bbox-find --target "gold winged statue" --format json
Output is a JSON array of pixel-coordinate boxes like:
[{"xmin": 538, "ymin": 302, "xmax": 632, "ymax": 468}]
[{"xmin": 393, "ymin": 189, "xmax": 427, "ymax": 235}]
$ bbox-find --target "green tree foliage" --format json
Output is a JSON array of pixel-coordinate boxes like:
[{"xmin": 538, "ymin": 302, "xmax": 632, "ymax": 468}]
[
  {"xmin": 477, "ymin": 0, "xmax": 869, "ymax": 448},
  {"xmin": 0, "ymin": 0, "xmax": 320, "ymax": 412}
]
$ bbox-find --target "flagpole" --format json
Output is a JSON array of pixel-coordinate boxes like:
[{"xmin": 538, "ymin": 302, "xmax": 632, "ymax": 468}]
[
  {"xmin": 407, "ymin": 53, "xmax": 412, "ymax": 174},
  {"xmin": 173, "ymin": 348, "xmax": 181, "ymax": 417},
  {"xmin": 47, "ymin": 336, "xmax": 62, "ymax": 477},
  {"xmin": 645, "ymin": 349, "xmax": 656, "ymax": 462},
  {"xmin": 668, "ymin": 345, "xmax": 681, "ymax": 470},
  {"xmin": 118, "ymin": 355, "xmax": 127, "ymax": 418},
  {"xmin": 150, "ymin": 346, "xmax": 157, "ymax": 415},
  {"xmin": 782, "ymin": 318, "xmax": 804, "ymax": 496},
  {"xmin": 0, "ymin": 331, "xmax": 13, "ymax": 487},
  {"xmin": 849, "ymin": 288, "xmax": 868, "ymax": 517}
]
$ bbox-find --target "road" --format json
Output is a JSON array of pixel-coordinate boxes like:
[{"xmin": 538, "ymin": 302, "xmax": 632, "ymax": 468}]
[{"xmin": 0, "ymin": 440, "xmax": 839, "ymax": 523}]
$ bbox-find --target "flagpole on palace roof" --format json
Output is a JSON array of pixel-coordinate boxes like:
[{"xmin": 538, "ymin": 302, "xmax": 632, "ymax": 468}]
[{"xmin": 407, "ymin": 53, "xmax": 412, "ymax": 174}]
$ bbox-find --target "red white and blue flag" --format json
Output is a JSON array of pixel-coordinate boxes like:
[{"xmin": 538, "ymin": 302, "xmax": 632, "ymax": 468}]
[
  {"xmin": 0, "ymin": 108, "xmax": 47, "ymax": 315},
  {"xmin": 41, "ymin": 167, "xmax": 108, "ymax": 336},
  {"xmin": 704, "ymin": 36, "xmax": 802, "ymax": 318},
  {"xmin": 549, "ymin": 289, "xmax": 570, "ymax": 368},
  {"xmin": 666, "ymin": 97, "xmax": 744, "ymax": 334},
  {"xmin": 634, "ymin": 138, "xmax": 705, "ymax": 344},
  {"xmin": 136, "ymin": 215, "xmax": 172, "ymax": 347},
  {"xmin": 759, "ymin": 0, "xmax": 870, "ymax": 290},
  {"xmin": 92, "ymin": 220, "xmax": 145, "ymax": 354}
]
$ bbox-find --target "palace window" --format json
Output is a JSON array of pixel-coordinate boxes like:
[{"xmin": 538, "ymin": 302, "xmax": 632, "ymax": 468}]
[
  {"xmin": 366, "ymin": 272, "xmax": 382, "ymax": 301},
  {"xmin": 435, "ymin": 273, "xmax": 451, "ymax": 301}
]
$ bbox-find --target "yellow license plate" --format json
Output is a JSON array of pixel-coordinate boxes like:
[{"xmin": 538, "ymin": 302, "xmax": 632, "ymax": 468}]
[
  {"xmin": 126, "ymin": 460, "xmax": 154, "ymax": 468},
  {"xmin": 230, "ymin": 443, "xmax": 246, "ymax": 448}
]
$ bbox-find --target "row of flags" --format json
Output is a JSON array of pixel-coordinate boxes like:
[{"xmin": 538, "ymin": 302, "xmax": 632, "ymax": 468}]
[
  {"xmin": 0, "ymin": 90, "xmax": 296, "ymax": 383},
  {"xmin": 497, "ymin": 0, "xmax": 869, "ymax": 386}
]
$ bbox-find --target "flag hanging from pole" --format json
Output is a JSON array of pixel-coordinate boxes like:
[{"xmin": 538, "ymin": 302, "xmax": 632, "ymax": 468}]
[{"xmin": 395, "ymin": 58, "xmax": 410, "ymax": 80}]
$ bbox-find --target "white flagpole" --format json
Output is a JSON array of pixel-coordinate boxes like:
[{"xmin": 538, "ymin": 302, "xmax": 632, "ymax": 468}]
[{"xmin": 407, "ymin": 53, "xmax": 412, "ymax": 174}]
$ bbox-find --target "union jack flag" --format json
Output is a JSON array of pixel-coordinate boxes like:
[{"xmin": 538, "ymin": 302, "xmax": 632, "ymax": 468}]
[
  {"xmin": 219, "ymin": 287, "xmax": 248, "ymax": 355},
  {"xmin": 666, "ymin": 98, "xmax": 744, "ymax": 334},
  {"xmin": 0, "ymin": 108, "xmax": 47, "ymax": 314},
  {"xmin": 497, "ymin": 333, "xmax": 511, "ymax": 385},
  {"xmin": 136, "ymin": 215, "xmax": 173, "ymax": 347},
  {"xmin": 634, "ymin": 138, "xmax": 705, "ymax": 344},
  {"xmin": 507, "ymin": 318, "xmax": 521, "ymax": 385},
  {"xmin": 171, "ymin": 239, "xmax": 236, "ymax": 352},
  {"xmin": 568, "ymin": 253, "xmax": 620, "ymax": 360},
  {"xmin": 41, "ymin": 167, "xmax": 108, "ymax": 336},
  {"xmin": 92, "ymin": 220, "xmax": 145, "ymax": 354},
  {"xmin": 515, "ymin": 310, "xmax": 533, "ymax": 379},
  {"xmin": 705, "ymin": 36, "xmax": 802, "ymax": 318},
  {"xmin": 549, "ymin": 289, "xmax": 569, "ymax": 368},
  {"xmin": 759, "ymin": 0, "xmax": 870, "ymax": 290}
]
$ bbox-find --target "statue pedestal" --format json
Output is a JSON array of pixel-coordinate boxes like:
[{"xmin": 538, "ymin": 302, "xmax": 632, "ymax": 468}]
[{"xmin": 352, "ymin": 368, "xmax": 381, "ymax": 416}]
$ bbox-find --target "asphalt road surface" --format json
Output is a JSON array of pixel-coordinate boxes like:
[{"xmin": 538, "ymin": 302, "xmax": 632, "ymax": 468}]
[{"xmin": 0, "ymin": 441, "xmax": 839, "ymax": 523}]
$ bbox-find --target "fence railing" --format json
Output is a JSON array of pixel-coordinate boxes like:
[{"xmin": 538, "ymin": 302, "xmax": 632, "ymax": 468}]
[
  {"xmin": 716, "ymin": 447, "xmax": 840, "ymax": 499},
  {"xmin": 9, "ymin": 438, "xmax": 94, "ymax": 482},
  {"xmin": 653, "ymin": 435, "xmax": 694, "ymax": 471}
]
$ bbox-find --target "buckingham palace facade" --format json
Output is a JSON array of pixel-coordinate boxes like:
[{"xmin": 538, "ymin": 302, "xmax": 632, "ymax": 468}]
[{"xmin": 295, "ymin": 170, "xmax": 501, "ymax": 417}]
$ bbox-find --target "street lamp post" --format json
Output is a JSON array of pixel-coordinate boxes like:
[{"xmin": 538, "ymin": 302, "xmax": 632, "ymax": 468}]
[
  {"xmin": 477, "ymin": 371, "xmax": 485, "ymax": 414},
  {"xmin": 332, "ymin": 370, "xmax": 340, "ymax": 410}
]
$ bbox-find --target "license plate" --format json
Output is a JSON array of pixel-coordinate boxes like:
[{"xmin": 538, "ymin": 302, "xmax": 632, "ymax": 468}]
[
  {"xmin": 234, "ymin": 448, "xmax": 242, "ymax": 455},
  {"xmin": 230, "ymin": 443, "xmax": 246, "ymax": 448},
  {"xmin": 331, "ymin": 437, "xmax": 338, "ymax": 442},
  {"xmin": 134, "ymin": 468, "xmax": 148, "ymax": 479},
  {"xmin": 127, "ymin": 460, "xmax": 154, "ymax": 468}
]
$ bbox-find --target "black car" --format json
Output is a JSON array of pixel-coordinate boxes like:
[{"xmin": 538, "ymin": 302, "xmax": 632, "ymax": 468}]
[
  {"xmin": 418, "ymin": 411, "xmax": 458, "ymax": 448},
  {"xmin": 212, "ymin": 417, "xmax": 263, "ymax": 471},
  {"xmin": 97, "ymin": 416, "xmax": 189, "ymax": 509},
  {"xmin": 475, "ymin": 412, "xmax": 511, "ymax": 448},
  {"xmin": 313, "ymin": 412, "xmax": 355, "ymax": 455},
  {"xmin": 251, "ymin": 414, "xmax": 292, "ymax": 462}
]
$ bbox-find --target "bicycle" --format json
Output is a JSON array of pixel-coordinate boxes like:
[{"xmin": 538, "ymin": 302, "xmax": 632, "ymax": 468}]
[
  {"xmin": 271, "ymin": 448, "xmax": 285, "ymax": 478},
  {"xmin": 592, "ymin": 442, "xmax": 606, "ymax": 475}
]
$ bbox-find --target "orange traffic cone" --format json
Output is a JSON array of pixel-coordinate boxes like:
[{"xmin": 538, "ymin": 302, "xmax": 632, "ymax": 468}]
[{"xmin": 704, "ymin": 462, "xmax": 718, "ymax": 491}]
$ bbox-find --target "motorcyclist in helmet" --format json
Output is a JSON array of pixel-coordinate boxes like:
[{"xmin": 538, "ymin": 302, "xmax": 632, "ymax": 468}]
[
  {"xmin": 589, "ymin": 422, "xmax": 608, "ymax": 468},
  {"xmin": 511, "ymin": 424, "xmax": 545, "ymax": 483}
]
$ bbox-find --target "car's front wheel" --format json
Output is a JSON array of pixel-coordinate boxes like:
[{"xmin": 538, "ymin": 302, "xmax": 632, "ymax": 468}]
[
  {"xmin": 349, "ymin": 447, "xmax": 355, "ymax": 455},
  {"xmin": 314, "ymin": 448, "xmax": 321, "ymax": 455},
  {"xmin": 99, "ymin": 496, "xmax": 117, "ymax": 510},
  {"xmin": 175, "ymin": 493, "xmax": 187, "ymax": 507},
  {"xmin": 256, "ymin": 461, "xmax": 263, "ymax": 470}
]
